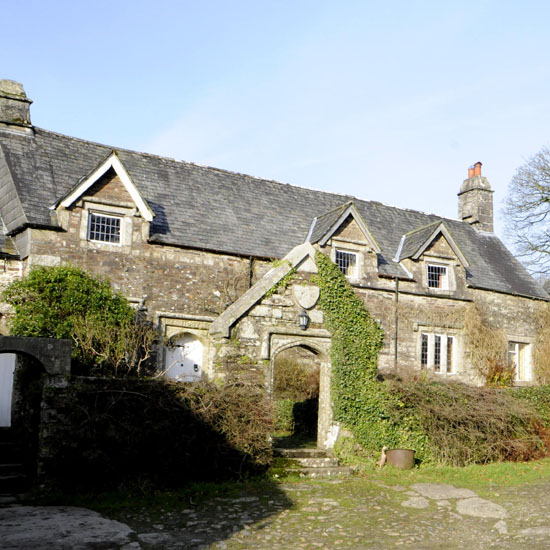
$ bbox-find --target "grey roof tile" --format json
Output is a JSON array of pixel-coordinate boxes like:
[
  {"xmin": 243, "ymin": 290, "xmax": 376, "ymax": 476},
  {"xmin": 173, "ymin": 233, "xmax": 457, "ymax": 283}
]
[{"xmin": 0, "ymin": 127, "xmax": 547, "ymax": 300}]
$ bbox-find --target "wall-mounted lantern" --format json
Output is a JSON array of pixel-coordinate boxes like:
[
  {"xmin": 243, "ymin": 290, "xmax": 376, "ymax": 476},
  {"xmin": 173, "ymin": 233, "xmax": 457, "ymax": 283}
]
[{"xmin": 298, "ymin": 308, "xmax": 310, "ymax": 330}]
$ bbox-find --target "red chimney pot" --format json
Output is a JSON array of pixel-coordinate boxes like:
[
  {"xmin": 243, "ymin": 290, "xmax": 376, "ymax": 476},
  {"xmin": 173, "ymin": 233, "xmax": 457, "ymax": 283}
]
[
  {"xmin": 474, "ymin": 162, "xmax": 482, "ymax": 176},
  {"xmin": 468, "ymin": 166, "xmax": 475, "ymax": 178}
]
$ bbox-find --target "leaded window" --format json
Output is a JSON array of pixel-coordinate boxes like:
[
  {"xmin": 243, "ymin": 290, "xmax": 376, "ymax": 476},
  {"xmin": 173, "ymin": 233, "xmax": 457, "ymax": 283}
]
[
  {"xmin": 88, "ymin": 213, "xmax": 121, "ymax": 243},
  {"xmin": 427, "ymin": 264, "xmax": 448, "ymax": 289},
  {"xmin": 335, "ymin": 250, "xmax": 357, "ymax": 277}
]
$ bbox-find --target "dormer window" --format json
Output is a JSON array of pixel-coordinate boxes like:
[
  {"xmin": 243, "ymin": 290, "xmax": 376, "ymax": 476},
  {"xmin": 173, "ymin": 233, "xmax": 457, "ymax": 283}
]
[
  {"xmin": 88, "ymin": 213, "xmax": 121, "ymax": 244},
  {"xmin": 335, "ymin": 249, "xmax": 357, "ymax": 277},
  {"xmin": 427, "ymin": 264, "xmax": 448, "ymax": 289}
]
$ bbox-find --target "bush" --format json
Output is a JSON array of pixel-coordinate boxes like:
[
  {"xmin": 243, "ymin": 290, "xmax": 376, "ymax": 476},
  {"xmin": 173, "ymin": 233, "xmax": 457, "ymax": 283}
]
[
  {"xmin": 391, "ymin": 379, "xmax": 547, "ymax": 465},
  {"xmin": 2, "ymin": 265, "xmax": 157, "ymax": 376},
  {"xmin": 274, "ymin": 398, "xmax": 295, "ymax": 433},
  {"xmin": 513, "ymin": 385, "xmax": 550, "ymax": 426},
  {"xmin": 41, "ymin": 376, "xmax": 273, "ymax": 491},
  {"xmin": 273, "ymin": 356, "xmax": 319, "ymax": 401}
]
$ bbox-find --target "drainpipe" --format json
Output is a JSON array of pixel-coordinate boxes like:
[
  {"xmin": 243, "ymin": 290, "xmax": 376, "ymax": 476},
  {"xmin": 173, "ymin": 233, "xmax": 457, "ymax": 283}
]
[
  {"xmin": 394, "ymin": 277, "xmax": 399, "ymax": 369},
  {"xmin": 248, "ymin": 257, "xmax": 254, "ymax": 288}
]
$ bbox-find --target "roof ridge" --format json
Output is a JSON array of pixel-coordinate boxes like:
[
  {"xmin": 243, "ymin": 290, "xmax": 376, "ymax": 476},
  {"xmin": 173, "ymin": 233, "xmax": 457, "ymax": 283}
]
[
  {"xmin": 33, "ymin": 127, "xmax": 356, "ymax": 199},
  {"xmin": 314, "ymin": 200, "xmax": 354, "ymax": 220},
  {"xmin": 402, "ymin": 220, "xmax": 443, "ymax": 238},
  {"xmin": 33, "ymin": 127, "xmax": 466, "ymax": 226}
]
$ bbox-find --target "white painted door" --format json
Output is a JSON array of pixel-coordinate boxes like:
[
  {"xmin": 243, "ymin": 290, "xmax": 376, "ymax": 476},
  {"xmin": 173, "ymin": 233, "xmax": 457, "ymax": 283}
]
[
  {"xmin": 0, "ymin": 354, "xmax": 16, "ymax": 427},
  {"xmin": 164, "ymin": 334, "xmax": 203, "ymax": 382}
]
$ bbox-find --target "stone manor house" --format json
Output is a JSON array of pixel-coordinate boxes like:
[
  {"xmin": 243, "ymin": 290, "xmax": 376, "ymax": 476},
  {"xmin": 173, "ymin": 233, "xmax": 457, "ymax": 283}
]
[{"xmin": 0, "ymin": 80, "xmax": 547, "ymax": 447}]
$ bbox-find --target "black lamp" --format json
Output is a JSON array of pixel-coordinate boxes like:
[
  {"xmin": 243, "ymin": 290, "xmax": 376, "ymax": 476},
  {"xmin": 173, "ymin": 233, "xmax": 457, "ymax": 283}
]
[{"xmin": 298, "ymin": 308, "xmax": 310, "ymax": 330}]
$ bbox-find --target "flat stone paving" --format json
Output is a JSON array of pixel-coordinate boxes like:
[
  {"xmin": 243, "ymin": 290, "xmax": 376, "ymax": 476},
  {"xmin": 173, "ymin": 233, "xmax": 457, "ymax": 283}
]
[{"xmin": 3, "ymin": 479, "xmax": 550, "ymax": 549}]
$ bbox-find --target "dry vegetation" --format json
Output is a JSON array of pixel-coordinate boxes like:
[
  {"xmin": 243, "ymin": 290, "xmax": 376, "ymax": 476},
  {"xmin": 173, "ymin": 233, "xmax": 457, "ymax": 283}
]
[
  {"xmin": 391, "ymin": 379, "xmax": 550, "ymax": 465},
  {"xmin": 463, "ymin": 304, "xmax": 515, "ymax": 386},
  {"xmin": 534, "ymin": 305, "xmax": 550, "ymax": 383}
]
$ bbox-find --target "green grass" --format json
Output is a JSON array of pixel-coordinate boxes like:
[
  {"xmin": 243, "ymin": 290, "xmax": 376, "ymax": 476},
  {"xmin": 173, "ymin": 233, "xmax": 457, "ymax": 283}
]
[
  {"xmin": 33, "ymin": 458, "xmax": 550, "ymax": 517},
  {"xmin": 359, "ymin": 457, "xmax": 550, "ymax": 490}
]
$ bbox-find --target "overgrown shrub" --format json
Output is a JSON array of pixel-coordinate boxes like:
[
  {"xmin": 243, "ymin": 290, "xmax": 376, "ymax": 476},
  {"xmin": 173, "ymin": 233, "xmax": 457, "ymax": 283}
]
[
  {"xmin": 463, "ymin": 304, "xmax": 510, "ymax": 386},
  {"xmin": 2, "ymin": 265, "xmax": 157, "ymax": 376},
  {"xmin": 274, "ymin": 398, "xmax": 295, "ymax": 432},
  {"xmin": 273, "ymin": 351, "xmax": 320, "ymax": 436},
  {"xmin": 273, "ymin": 357, "xmax": 319, "ymax": 401},
  {"xmin": 513, "ymin": 385, "xmax": 550, "ymax": 426},
  {"xmin": 41, "ymin": 376, "xmax": 273, "ymax": 491},
  {"xmin": 391, "ymin": 379, "xmax": 547, "ymax": 465}
]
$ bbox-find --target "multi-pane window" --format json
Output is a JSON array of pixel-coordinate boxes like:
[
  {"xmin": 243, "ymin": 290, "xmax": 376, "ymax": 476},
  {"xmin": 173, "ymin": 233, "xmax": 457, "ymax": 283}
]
[
  {"xmin": 433, "ymin": 335, "xmax": 441, "ymax": 372},
  {"xmin": 427, "ymin": 264, "xmax": 448, "ymax": 289},
  {"xmin": 88, "ymin": 213, "xmax": 121, "ymax": 243},
  {"xmin": 508, "ymin": 341, "xmax": 529, "ymax": 381},
  {"xmin": 335, "ymin": 250, "xmax": 357, "ymax": 277},
  {"xmin": 421, "ymin": 333, "xmax": 428, "ymax": 368},
  {"xmin": 420, "ymin": 333, "xmax": 455, "ymax": 374}
]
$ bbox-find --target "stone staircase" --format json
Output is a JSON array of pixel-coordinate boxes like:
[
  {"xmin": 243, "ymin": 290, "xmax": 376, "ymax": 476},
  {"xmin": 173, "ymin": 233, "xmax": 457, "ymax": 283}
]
[
  {"xmin": 0, "ymin": 428, "xmax": 29, "ymax": 503},
  {"xmin": 273, "ymin": 447, "xmax": 353, "ymax": 478}
]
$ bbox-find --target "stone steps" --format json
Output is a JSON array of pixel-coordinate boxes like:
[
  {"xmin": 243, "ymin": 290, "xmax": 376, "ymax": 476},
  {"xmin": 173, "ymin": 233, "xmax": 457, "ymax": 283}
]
[
  {"xmin": 0, "ymin": 430, "xmax": 29, "ymax": 496},
  {"xmin": 273, "ymin": 447, "xmax": 353, "ymax": 478},
  {"xmin": 274, "ymin": 448, "xmax": 329, "ymax": 459}
]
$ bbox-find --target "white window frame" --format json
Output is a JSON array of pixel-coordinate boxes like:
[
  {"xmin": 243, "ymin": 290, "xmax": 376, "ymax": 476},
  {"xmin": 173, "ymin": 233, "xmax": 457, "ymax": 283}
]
[
  {"xmin": 87, "ymin": 212, "xmax": 122, "ymax": 244},
  {"xmin": 334, "ymin": 249, "xmax": 358, "ymax": 278},
  {"xmin": 79, "ymin": 200, "xmax": 133, "ymax": 249},
  {"xmin": 420, "ymin": 332, "xmax": 456, "ymax": 374},
  {"xmin": 508, "ymin": 341, "xmax": 532, "ymax": 382},
  {"xmin": 426, "ymin": 263, "xmax": 449, "ymax": 290}
]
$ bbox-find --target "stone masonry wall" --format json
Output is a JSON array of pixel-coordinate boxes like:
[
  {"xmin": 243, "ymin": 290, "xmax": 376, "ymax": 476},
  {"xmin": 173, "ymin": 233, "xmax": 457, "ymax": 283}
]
[{"xmin": 24, "ymin": 210, "xmax": 268, "ymax": 322}]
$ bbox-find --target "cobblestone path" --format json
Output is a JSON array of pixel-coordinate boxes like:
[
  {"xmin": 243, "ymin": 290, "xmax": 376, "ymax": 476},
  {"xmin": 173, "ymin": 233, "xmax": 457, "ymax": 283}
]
[
  {"xmin": 117, "ymin": 478, "xmax": 550, "ymax": 550},
  {"xmin": 3, "ymin": 477, "xmax": 550, "ymax": 549}
]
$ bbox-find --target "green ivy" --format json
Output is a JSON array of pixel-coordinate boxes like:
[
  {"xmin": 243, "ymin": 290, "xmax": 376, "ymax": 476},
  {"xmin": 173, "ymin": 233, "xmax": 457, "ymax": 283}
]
[
  {"xmin": 314, "ymin": 251, "xmax": 426, "ymax": 459},
  {"xmin": 512, "ymin": 386, "xmax": 550, "ymax": 426},
  {"xmin": 265, "ymin": 266, "xmax": 296, "ymax": 298}
]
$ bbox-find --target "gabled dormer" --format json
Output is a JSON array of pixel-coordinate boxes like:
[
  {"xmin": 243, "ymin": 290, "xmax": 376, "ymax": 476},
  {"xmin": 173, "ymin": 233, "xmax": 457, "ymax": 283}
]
[
  {"xmin": 307, "ymin": 201, "xmax": 380, "ymax": 281},
  {"xmin": 395, "ymin": 221, "xmax": 469, "ymax": 294},
  {"xmin": 53, "ymin": 152, "xmax": 154, "ymax": 251}
]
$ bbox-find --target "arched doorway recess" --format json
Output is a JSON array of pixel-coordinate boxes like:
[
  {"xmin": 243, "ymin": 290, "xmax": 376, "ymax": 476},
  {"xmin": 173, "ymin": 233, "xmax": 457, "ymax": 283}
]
[
  {"xmin": 0, "ymin": 336, "xmax": 72, "ymax": 488},
  {"xmin": 270, "ymin": 337, "xmax": 333, "ymax": 449},
  {"xmin": 164, "ymin": 333, "xmax": 204, "ymax": 382}
]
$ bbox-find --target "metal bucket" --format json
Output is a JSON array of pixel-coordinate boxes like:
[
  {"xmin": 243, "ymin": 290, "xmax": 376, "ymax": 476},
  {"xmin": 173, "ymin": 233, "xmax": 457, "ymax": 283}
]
[{"xmin": 385, "ymin": 448, "xmax": 415, "ymax": 469}]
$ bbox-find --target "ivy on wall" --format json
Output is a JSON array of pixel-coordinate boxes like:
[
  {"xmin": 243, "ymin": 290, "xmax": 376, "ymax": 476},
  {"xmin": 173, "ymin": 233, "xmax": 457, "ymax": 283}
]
[
  {"xmin": 314, "ymin": 251, "xmax": 424, "ymax": 454},
  {"xmin": 314, "ymin": 251, "xmax": 549, "ymax": 465}
]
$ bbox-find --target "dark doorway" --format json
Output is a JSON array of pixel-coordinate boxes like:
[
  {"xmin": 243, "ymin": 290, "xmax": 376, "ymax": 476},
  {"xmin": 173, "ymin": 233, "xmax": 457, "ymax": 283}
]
[
  {"xmin": 272, "ymin": 346, "xmax": 320, "ymax": 448},
  {"xmin": 0, "ymin": 353, "xmax": 46, "ymax": 492}
]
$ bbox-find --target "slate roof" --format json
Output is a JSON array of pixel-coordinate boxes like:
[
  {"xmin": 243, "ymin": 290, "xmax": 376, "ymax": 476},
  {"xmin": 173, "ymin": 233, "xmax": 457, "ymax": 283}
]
[
  {"xmin": 395, "ymin": 222, "xmax": 442, "ymax": 262},
  {"xmin": 307, "ymin": 202, "xmax": 353, "ymax": 244},
  {"xmin": 0, "ymin": 126, "xmax": 547, "ymax": 300}
]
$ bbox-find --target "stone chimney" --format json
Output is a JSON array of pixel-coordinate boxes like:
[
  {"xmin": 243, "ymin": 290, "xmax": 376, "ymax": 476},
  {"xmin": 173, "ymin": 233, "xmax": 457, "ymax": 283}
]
[
  {"xmin": 458, "ymin": 161, "xmax": 494, "ymax": 232},
  {"xmin": 0, "ymin": 80, "xmax": 33, "ymax": 134}
]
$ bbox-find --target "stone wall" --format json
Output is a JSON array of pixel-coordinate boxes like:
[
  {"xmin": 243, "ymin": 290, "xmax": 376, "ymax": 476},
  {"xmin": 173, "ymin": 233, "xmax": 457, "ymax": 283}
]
[
  {"xmin": 19, "ymin": 185, "xmax": 269, "ymax": 322},
  {"xmin": 0, "ymin": 257, "xmax": 23, "ymax": 334}
]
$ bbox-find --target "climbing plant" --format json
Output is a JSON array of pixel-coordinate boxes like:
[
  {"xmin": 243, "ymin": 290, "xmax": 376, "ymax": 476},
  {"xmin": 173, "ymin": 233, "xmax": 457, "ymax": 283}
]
[{"xmin": 314, "ymin": 251, "xmax": 425, "ymax": 454}]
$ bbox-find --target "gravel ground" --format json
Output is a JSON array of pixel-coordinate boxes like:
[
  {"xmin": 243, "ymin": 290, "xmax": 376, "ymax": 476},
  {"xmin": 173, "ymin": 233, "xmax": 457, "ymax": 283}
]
[
  {"xmin": 115, "ymin": 477, "xmax": 550, "ymax": 550},
  {"xmin": 4, "ymin": 477, "xmax": 550, "ymax": 549}
]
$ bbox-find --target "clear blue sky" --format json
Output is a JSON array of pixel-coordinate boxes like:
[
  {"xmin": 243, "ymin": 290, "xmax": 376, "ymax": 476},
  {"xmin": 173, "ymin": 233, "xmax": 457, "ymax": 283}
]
[{"xmin": 3, "ymin": 0, "xmax": 550, "ymax": 241}]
